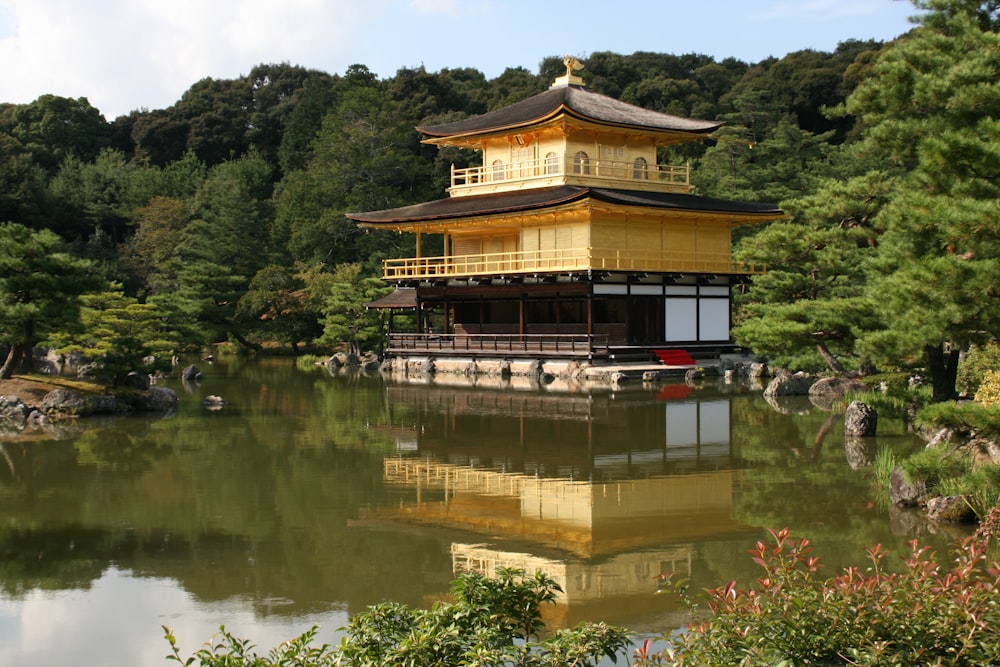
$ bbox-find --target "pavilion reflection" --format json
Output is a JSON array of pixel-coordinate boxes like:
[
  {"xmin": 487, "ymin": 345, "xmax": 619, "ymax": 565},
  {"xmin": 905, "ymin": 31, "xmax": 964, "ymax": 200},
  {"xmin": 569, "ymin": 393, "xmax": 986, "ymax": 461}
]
[{"xmin": 366, "ymin": 381, "xmax": 756, "ymax": 628}]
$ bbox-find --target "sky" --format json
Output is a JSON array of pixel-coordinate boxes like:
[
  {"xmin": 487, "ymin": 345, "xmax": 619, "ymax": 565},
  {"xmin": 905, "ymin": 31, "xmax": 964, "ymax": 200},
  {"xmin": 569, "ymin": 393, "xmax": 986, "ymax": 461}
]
[{"xmin": 0, "ymin": 0, "xmax": 921, "ymax": 119}]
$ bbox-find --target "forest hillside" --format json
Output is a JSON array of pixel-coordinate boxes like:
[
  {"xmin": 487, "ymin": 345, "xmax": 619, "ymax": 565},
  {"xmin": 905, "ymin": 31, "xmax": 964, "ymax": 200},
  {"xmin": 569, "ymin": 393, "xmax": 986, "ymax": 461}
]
[{"xmin": 1, "ymin": 0, "xmax": 996, "ymax": 402}]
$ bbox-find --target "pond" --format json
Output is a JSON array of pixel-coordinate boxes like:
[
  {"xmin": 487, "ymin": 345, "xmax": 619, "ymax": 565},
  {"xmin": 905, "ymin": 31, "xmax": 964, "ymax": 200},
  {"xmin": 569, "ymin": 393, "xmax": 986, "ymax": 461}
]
[{"xmin": 0, "ymin": 357, "xmax": 949, "ymax": 666}]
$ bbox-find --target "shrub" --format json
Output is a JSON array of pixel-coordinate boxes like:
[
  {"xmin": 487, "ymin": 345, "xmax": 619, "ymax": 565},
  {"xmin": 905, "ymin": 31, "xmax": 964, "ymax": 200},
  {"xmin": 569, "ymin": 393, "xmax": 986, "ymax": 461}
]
[
  {"xmin": 641, "ymin": 523, "xmax": 1000, "ymax": 666},
  {"xmin": 916, "ymin": 400, "xmax": 1000, "ymax": 440},
  {"xmin": 958, "ymin": 342, "xmax": 1000, "ymax": 397},
  {"xmin": 938, "ymin": 464, "xmax": 1000, "ymax": 520},
  {"xmin": 976, "ymin": 370, "xmax": 1000, "ymax": 407},
  {"xmin": 164, "ymin": 569, "xmax": 630, "ymax": 667},
  {"xmin": 899, "ymin": 444, "xmax": 971, "ymax": 492}
]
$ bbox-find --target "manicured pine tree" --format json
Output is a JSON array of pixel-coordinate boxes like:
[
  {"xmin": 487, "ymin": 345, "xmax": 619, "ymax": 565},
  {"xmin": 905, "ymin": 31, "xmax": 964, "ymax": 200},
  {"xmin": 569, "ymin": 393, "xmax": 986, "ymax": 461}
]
[
  {"xmin": 849, "ymin": 0, "xmax": 1000, "ymax": 399},
  {"xmin": 0, "ymin": 223, "xmax": 101, "ymax": 378}
]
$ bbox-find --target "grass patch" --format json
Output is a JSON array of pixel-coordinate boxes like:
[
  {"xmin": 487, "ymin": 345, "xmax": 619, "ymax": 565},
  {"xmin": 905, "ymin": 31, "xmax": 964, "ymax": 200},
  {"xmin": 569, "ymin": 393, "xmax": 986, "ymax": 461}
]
[
  {"xmin": 874, "ymin": 446, "xmax": 897, "ymax": 487},
  {"xmin": 937, "ymin": 465, "xmax": 1000, "ymax": 520},
  {"xmin": 900, "ymin": 445, "xmax": 971, "ymax": 492},
  {"xmin": 295, "ymin": 355, "xmax": 325, "ymax": 372},
  {"xmin": 11, "ymin": 373, "xmax": 105, "ymax": 394}
]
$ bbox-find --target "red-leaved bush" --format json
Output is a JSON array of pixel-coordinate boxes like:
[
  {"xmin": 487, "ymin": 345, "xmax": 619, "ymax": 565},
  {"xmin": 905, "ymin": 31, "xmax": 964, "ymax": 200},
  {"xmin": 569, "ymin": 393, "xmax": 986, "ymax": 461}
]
[{"xmin": 643, "ymin": 505, "xmax": 1000, "ymax": 666}]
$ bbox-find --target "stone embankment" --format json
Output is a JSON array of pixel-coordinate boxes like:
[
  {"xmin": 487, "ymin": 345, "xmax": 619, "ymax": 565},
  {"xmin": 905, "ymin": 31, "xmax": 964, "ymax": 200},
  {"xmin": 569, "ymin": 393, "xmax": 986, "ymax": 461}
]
[
  {"xmin": 0, "ymin": 381, "xmax": 178, "ymax": 438},
  {"xmin": 755, "ymin": 366, "xmax": 999, "ymax": 525},
  {"xmin": 373, "ymin": 354, "xmax": 722, "ymax": 390}
]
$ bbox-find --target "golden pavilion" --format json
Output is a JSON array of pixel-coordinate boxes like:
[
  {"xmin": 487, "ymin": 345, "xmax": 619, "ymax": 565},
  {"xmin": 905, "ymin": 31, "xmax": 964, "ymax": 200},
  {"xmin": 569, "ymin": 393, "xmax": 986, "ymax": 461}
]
[{"xmin": 349, "ymin": 57, "xmax": 784, "ymax": 363}]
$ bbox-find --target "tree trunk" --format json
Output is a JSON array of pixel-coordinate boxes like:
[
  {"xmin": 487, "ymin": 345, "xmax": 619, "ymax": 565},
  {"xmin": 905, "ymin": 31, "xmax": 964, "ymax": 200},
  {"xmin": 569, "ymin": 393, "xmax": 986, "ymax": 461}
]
[
  {"xmin": 817, "ymin": 343, "xmax": 850, "ymax": 376},
  {"xmin": 925, "ymin": 343, "xmax": 960, "ymax": 402},
  {"xmin": 0, "ymin": 344, "xmax": 26, "ymax": 380},
  {"xmin": 228, "ymin": 330, "xmax": 263, "ymax": 353}
]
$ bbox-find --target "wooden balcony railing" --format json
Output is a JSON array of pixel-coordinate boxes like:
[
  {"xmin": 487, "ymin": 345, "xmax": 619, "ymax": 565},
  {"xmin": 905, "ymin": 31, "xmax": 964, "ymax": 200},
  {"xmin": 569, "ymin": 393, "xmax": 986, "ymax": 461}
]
[
  {"xmin": 387, "ymin": 333, "xmax": 609, "ymax": 357},
  {"xmin": 450, "ymin": 157, "xmax": 691, "ymax": 192},
  {"xmin": 383, "ymin": 247, "xmax": 764, "ymax": 280}
]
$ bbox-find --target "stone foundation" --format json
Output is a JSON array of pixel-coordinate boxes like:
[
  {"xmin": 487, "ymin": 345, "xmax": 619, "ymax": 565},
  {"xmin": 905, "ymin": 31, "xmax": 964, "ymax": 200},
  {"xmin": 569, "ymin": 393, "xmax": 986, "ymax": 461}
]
[{"xmin": 379, "ymin": 353, "xmax": 715, "ymax": 389}]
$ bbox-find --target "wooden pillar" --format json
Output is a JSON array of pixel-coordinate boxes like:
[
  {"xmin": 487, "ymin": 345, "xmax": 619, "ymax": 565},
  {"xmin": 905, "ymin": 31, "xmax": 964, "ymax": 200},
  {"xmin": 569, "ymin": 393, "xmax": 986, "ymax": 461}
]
[
  {"xmin": 415, "ymin": 231, "xmax": 422, "ymax": 258},
  {"xmin": 625, "ymin": 282, "xmax": 632, "ymax": 344},
  {"xmin": 519, "ymin": 291, "xmax": 526, "ymax": 336},
  {"xmin": 587, "ymin": 290, "xmax": 594, "ymax": 335}
]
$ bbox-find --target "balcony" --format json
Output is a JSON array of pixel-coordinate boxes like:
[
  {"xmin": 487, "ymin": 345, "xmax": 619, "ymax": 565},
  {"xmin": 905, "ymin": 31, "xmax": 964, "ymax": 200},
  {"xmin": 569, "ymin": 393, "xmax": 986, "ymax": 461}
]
[
  {"xmin": 449, "ymin": 156, "xmax": 692, "ymax": 195},
  {"xmin": 383, "ymin": 247, "xmax": 764, "ymax": 280},
  {"xmin": 386, "ymin": 332, "xmax": 609, "ymax": 358}
]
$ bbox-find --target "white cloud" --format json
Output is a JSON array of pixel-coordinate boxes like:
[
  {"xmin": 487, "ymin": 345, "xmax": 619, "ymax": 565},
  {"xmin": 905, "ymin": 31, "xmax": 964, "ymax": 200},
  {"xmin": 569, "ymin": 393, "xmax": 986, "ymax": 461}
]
[
  {"xmin": 0, "ymin": 0, "xmax": 386, "ymax": 117},
  {"xmin": 0, "ymin": 0, "xmax": 916, "ymax": 119}
]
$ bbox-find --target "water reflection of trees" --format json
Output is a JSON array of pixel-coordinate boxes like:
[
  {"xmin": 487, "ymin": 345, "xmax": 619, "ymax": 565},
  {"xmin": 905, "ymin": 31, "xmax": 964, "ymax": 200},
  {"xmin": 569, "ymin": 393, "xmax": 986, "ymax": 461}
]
[
  {"xmin": 0, "ymin": 367, "xmax": 453, "ymax": 615},
  {"xmin": 0, "ymin": 364, "xmax": 938, "ymax": 632}
]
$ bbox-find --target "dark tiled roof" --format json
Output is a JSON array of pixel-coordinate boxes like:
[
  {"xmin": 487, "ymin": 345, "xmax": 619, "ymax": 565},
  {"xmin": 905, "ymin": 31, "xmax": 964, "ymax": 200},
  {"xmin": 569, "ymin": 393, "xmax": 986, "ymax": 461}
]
[
  {"xmin": 348, "ymin": 186, "xmax": 782, "ymax": 225},
  {"xmin": 365, "ymin": 287, "xmax": 417, "ymax": 309},
  {"xmin": 417, "ymin": 85, "xmax": 723, "ymax": 138}
]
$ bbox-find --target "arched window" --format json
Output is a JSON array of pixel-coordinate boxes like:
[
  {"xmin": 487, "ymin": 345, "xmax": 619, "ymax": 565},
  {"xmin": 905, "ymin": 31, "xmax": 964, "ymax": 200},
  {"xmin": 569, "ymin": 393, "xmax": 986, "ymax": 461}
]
[
  {"xmin": 491, "ymin": 159, "xmax": 505, "ymax": 181},
  {"xmin": 572, "ymin": 151, "xmax": 590, "ymax": 175},
  {"xmin": 544, "ymin": 151, "xmax": 559, "ymax": 174},
  {"xmin": 633, "ymin": 156, "xmax": 649, "ymax": 180}
]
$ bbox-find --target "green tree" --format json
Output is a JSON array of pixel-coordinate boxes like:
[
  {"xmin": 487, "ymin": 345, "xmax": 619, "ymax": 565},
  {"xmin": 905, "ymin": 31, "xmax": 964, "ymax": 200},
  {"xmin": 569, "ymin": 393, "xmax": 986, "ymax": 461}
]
[
  {"xmin": 239, "ymin": 263, "xmax": 331, "ymax": 353},
  {"xmin": 0, "ymin": 223, "xmax": 100, "ymax": 378},
  {"xmin": 319, "ymin": 263, "xmax": 391, "ymax": 356},
  {"xmin": 482, "ymin": 66, "xmax": 546, "ymax": 110},
  {"xmin": 0, "ymin": 107, "xmax": 50, "ymax": 227},
  {"xmin": 244, "ymin": 63, "xmax": 339, "ymax": 171},
  {"xmin": 272, "ymin": 78, "xmax": 431, "ymax": 266},
  {"xmin": 277, "ymin": 75, "xmax": 341, "ymax": 174},
  {"xmin": 695, "ymin": 119, "xmax": 836, "ymax": 203},
  {"xmin": 48, "ymin": 283, "xmax": 176, "ymax": 386},
  {"xmin": 1, "ymin": 95, "xmax": 110, "ymax": 174},
  {"xmin": 848, "ymin": 0, "xmax": 1000, "ymax": 399},
  {"xmin": 124, "ymin": 195, "xmax": 192, "ymax": 292},
  {"xmin": 731, "ymin": 164, "xmax": 892, "ymax": 372},
  {"xmin": 130, "ymin": 108, "xmax": 191, "ymax": 167},
  {"xmin": 144, "ymin": 154, "xmax": 274, "ymax": 350},
  {"xmin": 48, "ymin": 148, "xmax": 140, "ymax": 250}
]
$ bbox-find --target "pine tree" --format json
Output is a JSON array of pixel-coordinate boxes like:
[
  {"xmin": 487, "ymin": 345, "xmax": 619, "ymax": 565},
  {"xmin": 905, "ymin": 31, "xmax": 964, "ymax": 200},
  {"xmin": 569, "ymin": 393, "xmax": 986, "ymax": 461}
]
[{"xmin": 849, "ymin": 0, "xmax": 1000, "ymax": 399}]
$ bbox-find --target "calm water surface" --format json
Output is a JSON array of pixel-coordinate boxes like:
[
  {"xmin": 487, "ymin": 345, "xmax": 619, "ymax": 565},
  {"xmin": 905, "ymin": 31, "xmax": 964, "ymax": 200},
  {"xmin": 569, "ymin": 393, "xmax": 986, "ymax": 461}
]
[{"xmin": 0, "ymin": 358, "xmax": 944, "ymax": 666}]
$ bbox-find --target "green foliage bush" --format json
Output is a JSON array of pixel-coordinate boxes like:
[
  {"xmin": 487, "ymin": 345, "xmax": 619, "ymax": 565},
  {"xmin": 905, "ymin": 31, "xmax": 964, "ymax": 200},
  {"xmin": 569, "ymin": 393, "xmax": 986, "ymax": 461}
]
[
  {"xmin": 164, "ymin": 569, "xmax": 630, "ymax": 667},
  {"xmin": 917, "ymin": 401, "xmax": 1000, "ymax": 440},
  {"xmin": 900, "ymin": 445, "xmax": 972, "ymax": 492},
  {"xmin": 640, "ymin": 520, "xmax": 1000, "ymax": 666},
  {"xmin": 958, "ymin": 342, "xmax": 1000, "ymax": 398},
  {"xmin": 938, "ymin": 465, "xmax": 1000, "ymax": 521},
  {"xmin": 976, "ymin": 370, "xmax": 1000, "ymax": 407}
]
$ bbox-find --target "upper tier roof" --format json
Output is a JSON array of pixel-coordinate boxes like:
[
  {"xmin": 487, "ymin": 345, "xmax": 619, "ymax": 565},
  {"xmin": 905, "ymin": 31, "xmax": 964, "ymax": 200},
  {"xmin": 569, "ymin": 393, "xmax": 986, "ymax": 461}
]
[
  {"xmin": 347, "ymin": 185, "xmax": 782, "ymax": 225},
  {"xmin": 416, "ymin": 84, "xmax": 723, "ymax": 140}
]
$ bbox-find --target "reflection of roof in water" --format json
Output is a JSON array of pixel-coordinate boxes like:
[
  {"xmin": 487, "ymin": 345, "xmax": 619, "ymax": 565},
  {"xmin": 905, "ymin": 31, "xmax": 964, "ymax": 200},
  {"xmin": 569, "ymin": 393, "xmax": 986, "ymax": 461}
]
[{"xmin": 372, "ymin": 457, "xmax": 753, "ymax": 557}]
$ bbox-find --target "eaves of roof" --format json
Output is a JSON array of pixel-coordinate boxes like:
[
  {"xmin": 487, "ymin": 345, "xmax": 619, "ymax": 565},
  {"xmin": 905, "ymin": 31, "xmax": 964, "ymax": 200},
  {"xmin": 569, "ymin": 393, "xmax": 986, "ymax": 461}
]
[
  {"xmin": 347, "ymin": 186, "xmax": 783, "ymax": 226},
  {"xmin": 416, "ymin": 85, "xmax": 723, "ymax": 140}
]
